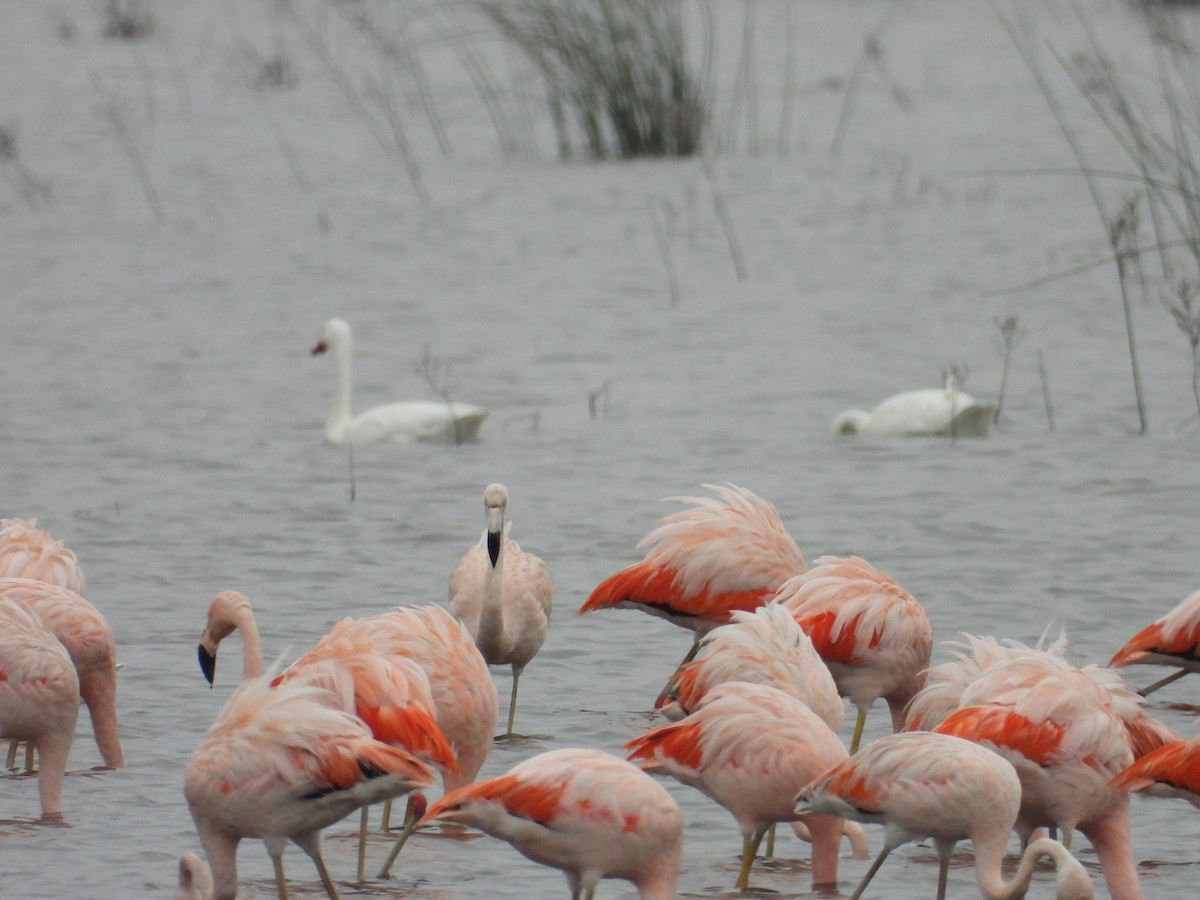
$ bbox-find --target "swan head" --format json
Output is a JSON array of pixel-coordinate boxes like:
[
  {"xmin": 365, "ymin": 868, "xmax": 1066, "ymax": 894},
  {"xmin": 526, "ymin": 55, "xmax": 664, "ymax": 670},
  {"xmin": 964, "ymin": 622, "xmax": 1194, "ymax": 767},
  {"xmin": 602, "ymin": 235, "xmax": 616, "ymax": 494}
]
[
  {"xmin": 830, "ymin": 409, "xmax": 870, "ymax": 435},
  {"xmin": 312, "ymin": 317, "xmax": 352, "ymax": 357}
]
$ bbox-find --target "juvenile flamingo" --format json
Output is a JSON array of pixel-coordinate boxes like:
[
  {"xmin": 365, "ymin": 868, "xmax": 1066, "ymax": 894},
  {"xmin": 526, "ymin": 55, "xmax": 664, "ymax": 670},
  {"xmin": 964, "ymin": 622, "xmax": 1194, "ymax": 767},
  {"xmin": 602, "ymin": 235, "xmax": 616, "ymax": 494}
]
[
  {"xmin": 449, "ymin": 483, "xmax": 553, "ymax": 738},
  {"xmin": 311, "ymin": 317, "xmax": 487, "ymax": 445},
  {"xmin": 422, "ymin": 748, "xmax": 682, "ymax": 900},
  {"xmin": 579, "ymin": 484, "xmax": 806, "ymax": 695},
  {"xmin": 830, "ymin": 373, "xmax": 996, "ymax": 437},
  {"xmin": 1108, "ymin": 588, "xmax": 1200, "ymax": 696},
  {"xmin": 183, "ymin": 665, "xmax": 435, "ymax": 900},
  {"xmin": 0, "ymin": 598, "xmax": 79, "ymax": 818},
  {"xmin": 927, "ymin": 651, "xmax": 1165, "ymax": 900},
  {"xmin": 625, "ymin": 681, "xmax": 849, "ymax": 892},
  {"xmin": 0, "ymin": 518, "xmax": 85, "ymax": 594},
  {"xmin": 795, "ymin": 731, "xmax": 1093, "ymax": 899},
  {"xmin": 0, "ymin": 577, "xmax": 124, "ymax": 767},
  {"xmin": 773, "ymin": 555, "xmax": 932, "ymax": 752}
]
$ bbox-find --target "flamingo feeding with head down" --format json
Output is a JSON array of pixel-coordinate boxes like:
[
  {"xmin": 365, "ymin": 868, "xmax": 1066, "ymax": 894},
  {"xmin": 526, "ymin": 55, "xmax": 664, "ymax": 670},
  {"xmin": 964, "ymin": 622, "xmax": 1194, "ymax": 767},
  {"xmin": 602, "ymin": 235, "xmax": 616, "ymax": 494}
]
[
  {"xmin": 830, "ymin": 372, "xmax": 996, "ymax": 437},
  {"xmin": 449, "ymin": 483, "xmax": 553, "ymax": 739},
  {"xmin": 422, "ymin": 747, "xmax": 682, "ymax": 900},
  {"xmin": 0, "ymin": 577, "xmax": 124, "ymax": 768},
  {"xmin": 579, "ymin": 484, "xmax": 806, "ymax": 698},
  {"xmin": 920, "ymin": 649, "xmax": 1171, "ymax": 900},
  {"xmin": 0, "ymin": 598, "xmax": 79, "ymax": 819},
  {"xmin": 1108, "ymin": 588, "xmax": 1200, "ymax": 696},
  {"xmin": 773, "ymin": 555, "xmax": 932, "ymax": 753},
  {"xmin": 311, "ymin": 317, "xmax": 488, "ymax": 445},
  {"xmin": 795, "ymin": 731, "xmax": 1094, "ymax": 900},
  {"xmin": 183, "ymin": 665, "xmax": 436, "ymax": 900},
  {"xmin": 625, "ymin": 681, "xmax": 849, "ymax": 892}
]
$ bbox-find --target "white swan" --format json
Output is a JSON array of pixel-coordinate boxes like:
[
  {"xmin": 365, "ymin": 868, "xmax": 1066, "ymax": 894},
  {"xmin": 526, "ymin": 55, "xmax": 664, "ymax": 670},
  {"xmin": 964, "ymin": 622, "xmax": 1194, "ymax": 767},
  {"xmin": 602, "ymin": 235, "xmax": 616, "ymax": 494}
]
[
  {"xmin": 831, "ymin": 376, "xmax": 996, "ymax": 437},
  {"xmin": 311, "ymin": 317, "xmax": 488, "ymax": 445}
]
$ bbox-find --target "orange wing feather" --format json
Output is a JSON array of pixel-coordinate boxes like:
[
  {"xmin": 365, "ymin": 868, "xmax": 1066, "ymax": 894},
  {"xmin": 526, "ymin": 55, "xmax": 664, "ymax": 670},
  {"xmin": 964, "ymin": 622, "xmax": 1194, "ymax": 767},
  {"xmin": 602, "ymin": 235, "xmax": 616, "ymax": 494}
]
[{"xmin": 934, "ymin": 706, "xmax": 1065, "ymax": 767}]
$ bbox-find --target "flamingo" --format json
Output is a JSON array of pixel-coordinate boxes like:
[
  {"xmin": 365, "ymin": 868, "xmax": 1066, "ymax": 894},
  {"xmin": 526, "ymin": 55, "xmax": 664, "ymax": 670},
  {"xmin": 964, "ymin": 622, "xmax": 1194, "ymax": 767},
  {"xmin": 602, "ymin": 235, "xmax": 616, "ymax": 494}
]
[
  {"xmin": 0, "ymin": 518, "xmax": 85, "ymax": 594},
  {"xmin": 0, "ymin": 577, "xmax": 124, "ymax": 768},
  {"xmin": 925, "ymin": 651, "xmax": 1165, "ymax": 900},
  {"xmin": 0, "ymin": 518, "xmax": 86, "ymax": 771},
  {"xmin": 1111, "ymin": 734, "xmax": 1200, "ymax": 807},
  {"xmin": 311, "ymin": 317, "xmax": 487, "ymax": 445},
  {"xmin": 625, "ymin": 681, "xmax": 849, "ymax": 891},
  {"xmin": 773, "ymin": 555, "xmax": 932, "ymax": 753},
  {"xmin": 830, "ymin": 373, "xmax": 996, "ymax": 437},
  {"xmin": 795, "ymin": 731, "xmax": 1094, "ymax": 900},
  {"xmin": 1108, "ymin": 588, "xmax": 1200, "ymax": 696},
  {"xmin": 196, "ymin": 592, "xmax": 472, "ymax": 879},
  {"xmin": 421, "ymin": 747, "xmax": 682, "ymax": 900},
  {"xmin": 449, "ymin": 483, "xmax": 553, "ymax": 738},
  {"xmin": 661, "ymin": 602, "xmax": 843, "ymax": 730},
  {"xmin": 579, "ymin": 484, "xmax": 806, "ymax": 697},
  {"xmin": 0, "ymin": 598, "xmax": 79, "ymax": 818},
  {"xmin": 183, "ymin": 665, "xmax": 436, "ymax": 900}
]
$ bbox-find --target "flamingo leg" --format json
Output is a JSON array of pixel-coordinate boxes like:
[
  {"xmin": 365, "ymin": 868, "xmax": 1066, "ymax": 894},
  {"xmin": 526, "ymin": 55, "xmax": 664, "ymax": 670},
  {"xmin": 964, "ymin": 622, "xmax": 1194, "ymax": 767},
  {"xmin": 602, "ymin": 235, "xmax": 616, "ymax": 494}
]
[
  {"xmin": 5, "ymin": 740, "xmax": 17, "ymax": 770},
  {"xmin": 765, "ymin": 822, "xmax": 776, "ymax": 857},
  {"xmin": 272, "ymin": 855, "xmax": 290, "ymax": 900},
  {"xmin": 356, "ymin": 805, "xmax": 369, "ymax": 882},
  {"xmin": 1139, "ymin": 668, "xmax": 1188, "ymax": 696},
  {"xmin": 312, "ymin": 852, "xmax": 341, "ymax": 900},
  {"xmin": 735, "ymin": 827, "xmax": 767, "ymax": 891},
  {"xmin": 24, "ymin": 741, "xmax": 34, "ymax": 771},
  {"xmin": 849, "ymin": 707, "xmax": 868, "ymax": 754},
  {"xmin": 847, "ymin": 845, "xmax": 891, "ymax": 900},
  {"xmin": 503, "ymin": 666, "xmax": 521, "ymax": 737},
  {"xmin": 654, "ymin": 639, "xmax": 702, "ymax": 707},
  {"xmin": 936, "ymin": 856, "xmax": 949, "ymax": 900},
  {"xmin": 380, "ymin": 798, "xmax": 393, "ymax": 831},
  {"xmin": 376, "ymin": 795, "xmax": 419, "ymax": 878}
]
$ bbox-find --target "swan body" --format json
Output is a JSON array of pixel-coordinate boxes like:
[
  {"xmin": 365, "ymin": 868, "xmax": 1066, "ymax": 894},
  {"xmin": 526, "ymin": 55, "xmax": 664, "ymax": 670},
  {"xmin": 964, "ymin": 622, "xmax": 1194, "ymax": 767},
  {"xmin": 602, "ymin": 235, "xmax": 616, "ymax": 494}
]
[
  {"xmin": 311, "ymin": 317, "xmax": 487, "ymax": 445},
  {"xmin": 832, "ymin": 379, "xmax": 996, "ymax": 437}
]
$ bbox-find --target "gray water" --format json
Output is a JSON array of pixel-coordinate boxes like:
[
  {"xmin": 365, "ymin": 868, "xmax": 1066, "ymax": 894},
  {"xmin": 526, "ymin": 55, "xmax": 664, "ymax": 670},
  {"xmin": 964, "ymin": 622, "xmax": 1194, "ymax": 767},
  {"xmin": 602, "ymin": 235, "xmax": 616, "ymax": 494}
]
[{"xmin": 2, "ymin": 0, "xmax": 1199, "ymax": 896}]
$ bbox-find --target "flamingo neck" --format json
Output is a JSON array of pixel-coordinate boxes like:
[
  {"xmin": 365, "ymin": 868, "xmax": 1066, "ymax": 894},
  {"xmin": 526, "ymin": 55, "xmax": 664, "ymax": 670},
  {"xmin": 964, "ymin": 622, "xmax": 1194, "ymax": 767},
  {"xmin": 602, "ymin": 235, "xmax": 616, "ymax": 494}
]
[
  {"xmin": 78, "ymin": 659, "xmax": 125, "ymax": 767},
  {"xmin": 478, "ymin": 531, "xmax": 509, "ymax": 658},
  {"xmin": 324, "ymin": 335, "xmax": 354, "ymax": 444},
  {"xmin": 1082, "ymin": 805, "xmax": 1142, "ymax": 900},
  {"xmin": 973, "ymin": 835, "xmax": 1093, "ymax": 900},
  {"xmin": 235, "ymin": 607, "xmax": 263, "ymax": 680}
]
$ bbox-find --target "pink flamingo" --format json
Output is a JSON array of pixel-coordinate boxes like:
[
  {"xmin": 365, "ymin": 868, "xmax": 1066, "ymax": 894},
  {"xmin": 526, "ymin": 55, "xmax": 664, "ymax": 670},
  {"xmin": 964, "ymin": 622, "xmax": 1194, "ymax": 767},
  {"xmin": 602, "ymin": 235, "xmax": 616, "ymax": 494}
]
[
  {"xmin": 421, "ymin": 747, "xmax": 682, "ymax": 900},
  {"xmin": 183, "ymin": 665, "xmax": 435, "ymax": 900},
  {"xmin": 796, "ymin": 731, "xmax": 1094, "ymax": 900},
  {"xmin": 625, "ymin": 681, "xmax": 849, "ymax": 891},
  {"xmin": 449, "ymin": 483, "xmax": 553, "ymax": 738},
  {"xmin": 1111, "ymin": 734, "xmax": 1200, "ymax": 807},
  {"xmin": 311, "ymin": 317, "xmax": 487, "ymax": 445},
  {"xmin": 927, "ymin": 651, "xmax": 1164, "ymax": 900},
  {"xmin": 773, "ymin": 555, "xmax": 932, "ymax": 753},
  {"xmin": 0, "ymin": 577, "xmax": 124, "ymax": 767},
  {"xmin": 1108, "ymin": 588, "xmax": 1200, "ymax": 696},
  {"xmin": 0, "ymin": 598, "xmax": 79, "ymax": 818},
  {"xmin": 579, "ymin": 484, "xmax": 806, "ymax": 693},
  {"xmin": 173, "ymin": 851, "xmax": 213, "ymax": 900},
  {"xmin": 197, "ymin": 592, "xmax": 468, "ymax": 879},
  {"xmin": 0, "ymin": 518, "xmax": 85, "ymax": 595}
]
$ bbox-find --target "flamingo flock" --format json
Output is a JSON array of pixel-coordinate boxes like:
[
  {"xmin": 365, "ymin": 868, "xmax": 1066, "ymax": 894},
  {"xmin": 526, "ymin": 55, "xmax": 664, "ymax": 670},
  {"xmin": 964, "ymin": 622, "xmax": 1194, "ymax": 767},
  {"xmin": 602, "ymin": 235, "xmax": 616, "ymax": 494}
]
[{"xmin": 7, "ymin": 482, "xmax": 1200, "ymax": 900}]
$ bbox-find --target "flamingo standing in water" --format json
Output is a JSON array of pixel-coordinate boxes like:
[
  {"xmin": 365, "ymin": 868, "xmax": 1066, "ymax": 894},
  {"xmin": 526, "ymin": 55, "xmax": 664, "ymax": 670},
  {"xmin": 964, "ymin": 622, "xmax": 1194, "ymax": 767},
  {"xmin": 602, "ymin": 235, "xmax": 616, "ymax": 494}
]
[
  {"xmin": 924, "ymin": 651, "xmax": 1169, "ymax": 900},
  {"xmin": 0, "ymin": 598, "xmax": 79, "ymax": 818},
  {"xmin": 0, "ymin": 518, "xmax": 86, "ymax": 771},
  {"xmin": 449, "ymin": 483, "xmax": 553, "ymax": 738},
  {"xmin": 795, "ymin": 731, "xmax": 1094, "ymax": 900},
  {"xmin": 0, "ymin": 577, "xmax": 124, "ymax": 768},
  {"xmin": 773, "ymin": 555, "xmax": 932, "ymax": 753},
  {"xmin": 311, "ymin": 317, "xmax": 488, "ymax": 445},
  {"xmin": 1108, "ymin": 588, "xmax": 1200, "ymax": 696},
  {"xmin": 0, "ymin": 518, "xmax": 86, "ymax": 594},
  {"xmin": 422, "ymin": 748, "xmax": 683, "ymax": 900},
  {"xmin": 579, "ymin": 484, "xmax": 806, "ymax": 698},
  {"xmin": 625, "ymin": 681, "xmax": 849, "ymax": 892},
  {"xmin": 183, "ymin": 665, "xmax": 435, "ymax": 900},
  {"xmin": 196, "ymin": 592, "xmax": 475, "ymax": 879}
]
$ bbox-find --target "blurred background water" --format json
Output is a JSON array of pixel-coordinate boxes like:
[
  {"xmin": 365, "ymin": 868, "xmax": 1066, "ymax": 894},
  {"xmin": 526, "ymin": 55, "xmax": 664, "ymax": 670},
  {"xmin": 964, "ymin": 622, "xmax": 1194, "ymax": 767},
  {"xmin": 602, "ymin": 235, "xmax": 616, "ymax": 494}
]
[{"xmin": 2, "ymin": 0, "xmax": 1199, "ymax": 896}]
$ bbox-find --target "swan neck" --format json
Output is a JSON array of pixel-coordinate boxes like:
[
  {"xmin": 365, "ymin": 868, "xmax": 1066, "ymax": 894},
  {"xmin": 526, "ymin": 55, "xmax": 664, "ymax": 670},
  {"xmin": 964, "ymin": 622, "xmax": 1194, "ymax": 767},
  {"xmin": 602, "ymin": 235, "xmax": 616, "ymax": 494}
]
[{"xmin": 325, "ymin": 333, "xmax": 353, "ymax": 442}]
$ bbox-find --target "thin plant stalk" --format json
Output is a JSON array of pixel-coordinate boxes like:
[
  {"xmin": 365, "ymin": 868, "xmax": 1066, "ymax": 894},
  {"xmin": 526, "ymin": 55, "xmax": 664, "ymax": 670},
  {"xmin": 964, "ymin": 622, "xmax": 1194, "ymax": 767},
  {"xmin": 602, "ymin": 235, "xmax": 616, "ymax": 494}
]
[{"xmin": 1038, "ymin": 349, "xmax": 1055, "ymax": 432}]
